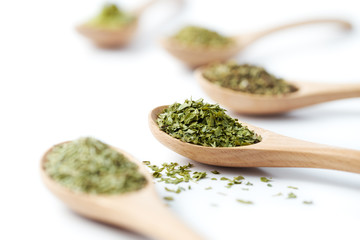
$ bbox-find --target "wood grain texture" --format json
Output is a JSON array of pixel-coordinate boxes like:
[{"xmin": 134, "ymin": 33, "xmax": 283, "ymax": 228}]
[
  {"xmin": 196, "ymin": 69, "xmax": 360, "ymax": 115},
  {"xmin": 149, "ymin": 106, "xmax": 360, "ymax": 173},
  {"xmin": 161, "ymin": 18, "xmax": 352, "ymax": 68},
  {"xmin": 41, "ymin": 145, "xmax": 203, "ymax": 240}
]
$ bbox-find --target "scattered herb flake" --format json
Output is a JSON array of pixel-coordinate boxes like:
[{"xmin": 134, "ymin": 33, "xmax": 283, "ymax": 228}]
[
  {"xmin": 287, "ymin": 192, "xmax": 297, "ymax": 199},
  {"xmin": 164, "ymin": 196, "xmax": 174, "ymax": 201},
  {"xmin": 236, "ymin": 199, "xmax": 253, "ymax": 204}
]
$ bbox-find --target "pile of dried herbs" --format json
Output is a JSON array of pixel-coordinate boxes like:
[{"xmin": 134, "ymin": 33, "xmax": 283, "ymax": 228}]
[
  {"xmin": 172, "ymin": 26, "xmax": 234, "ymax": 48},
  {"xmin": 86, "ymin": 3, "xmax": 135, "ymax": 29},
  {"xmin": 157, "ymin": 99, "xmax": 261, "ymax": 147},
  {"xmin": 45, "ymin": 137, "xmax": 147, "ymax": 194},
  {"xmin": 202, "ymin": 61, "xmax": 297, "ymax": 96}
]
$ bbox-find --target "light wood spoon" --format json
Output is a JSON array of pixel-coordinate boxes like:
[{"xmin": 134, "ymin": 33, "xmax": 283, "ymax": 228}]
[
  {"xmin": 77, "ymin": 0, "xmax": 172, "ymax": 48},
  {"xmin": 161, "ymin": 18, "xmax": 352, "ymax": 67},
  {"xmin": 40, "ymin": 143, "xmax": 203, "ymax": 240},
  {"xmin": 196, "ymin": 68, "xmax": 360, "ymax": 115},
  {"xmin": 149, "ymin": 106, "xmax": 360, "ymax": 173}
]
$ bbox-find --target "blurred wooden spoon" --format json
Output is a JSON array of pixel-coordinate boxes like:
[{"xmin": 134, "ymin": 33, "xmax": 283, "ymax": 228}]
[
  {"xmin": 77, "ymin": 0, "xmax": 180, "ymax": 48},
  {"xmin": 161, "ymin": 18, "xmax": 352, "ymax": 67}
]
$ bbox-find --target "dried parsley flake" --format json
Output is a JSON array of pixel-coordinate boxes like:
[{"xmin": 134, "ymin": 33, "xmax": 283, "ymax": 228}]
[
  {"xmin": 86, "ymin": 4, "xmax": 135, "ymax": 29},
  {"xmin": 45, "ymin": 137, "xmax": 147, "ymax": 195},
  {"xmin": 202, "ymin": 61, "xmax": 297, "ymax": 96},
  {"xmin": 172, "ymin": 25, "xmax": 234, "ymax": 48},
  {"xmin": 157, "ymin": 99, "xmax": 261, "ymax": 147}
]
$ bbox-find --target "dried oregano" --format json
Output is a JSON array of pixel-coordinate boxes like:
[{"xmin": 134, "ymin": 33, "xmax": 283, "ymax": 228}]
[
  {"xmin": 202, "ymin": 61, "xmax": 297, "ymax": 96},
  {"xmin": 157, "ymin": 99, "xmax": 261, "ymax": 147},
  {"xmin": 45, "ymin": 137, "xmax": 147, "ymax": 194},
  {"xmin": 172, "ymin": 26, "xmax": 234, "ymax": 48},
  {"xmin": 86, "ymin": 3, "xmax": 135, "ymax": 29}
]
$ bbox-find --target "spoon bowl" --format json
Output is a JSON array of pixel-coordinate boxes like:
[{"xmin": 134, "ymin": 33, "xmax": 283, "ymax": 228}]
[
  {"xmin": 77, "ymin": 0, "xmax": 165, "ymax": 48},
  {"xmin": 162, "ymin": 18, "xmax": 352, "ymax": 68},
  {"xmin": 149, "ymin": 106, "xmax": 360, "ymax": 173},
  {"xmin": 41, "ymin": 143, "xmax": 202, "ymax": 240},
  {"xmin": 77, "ymin": 22, "xmax": 138, "ymax": 48},
  {"xmin": 196, "ymin": 68, "xmax": 360, "ymax": 115}
]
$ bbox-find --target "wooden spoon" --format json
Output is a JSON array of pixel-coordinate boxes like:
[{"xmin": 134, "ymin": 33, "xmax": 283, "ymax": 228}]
[
  {"xmin": 161, "ymin": 18, "xmax": 352, "ymax": 67},
  {"xmin": 40, "ymin": 143, "xmax": 203, "ymax": 240},
  {"xmin": 196, "ymin": 68, "xmax": 360, "ymax": 115},
  {"xmin": 149, "ymin": 106, "xmax": 360, "ymax": 173},
  {"xmin": 77, "ymin": 0, "xmax": 166, "ymax": 48}
]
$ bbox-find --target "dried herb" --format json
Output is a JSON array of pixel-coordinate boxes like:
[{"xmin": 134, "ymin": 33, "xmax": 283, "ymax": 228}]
[
  {"xmin": 86, "ymin": 3, "xmax": 135, "ymax": 29},
  {"xmin": 45, "ymin": 137, "xmax": 147, "ymax": 195},
  {"xmin": 205, "ymin": 187, "xmax": 212, "ymax": 190},
  {"xmin": 303, "ymin": 201, "xmax": 313, "ymax": 205},
  {"xmin": 157, "ymin": 99, "xmax": 261, "ymax": 147},
  {"xmin": 211, "ymin": 170, "xmax": 220, "ymax": 174},
  {"xmin": 267, "ymin": 183, "xmax": 272, "ymax": 187},
  {"xmin": 202, "ymin": 61, "xmax": 297, "ymax": 96},
  {"xmin": 287, "ymin": 192, "xmax": 297, "ymax": 199},
  {"xmin": 236, "ymin": 199, "xmax": 253, "ymax": 204},
  {"xmin": 287, "ymin": 186, "xmax": 298, "ymax": 190},
  {"xmin": 165, "ymin": 187, "xmax": 184, "ymax": 194},
  {"xmin": 260, "ymin": 177, "xmax": 271, "ymax": 183},
  {"xmin": 172, "ymin": 25, "xmax": 234, "ymax": 48},
  {"xmin": 164, "ymin": 196, "xmax": 174, "ymax": 201}
]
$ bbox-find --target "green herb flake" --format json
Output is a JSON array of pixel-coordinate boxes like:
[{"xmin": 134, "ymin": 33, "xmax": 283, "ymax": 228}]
[
  {"xmin": 303, "ymin": 201, "xmax": 313, "ymax": 205},
  {"xmin": 192, "ymin": 171, "xmax": 207, "ymax": 181},
  {"xmin": 236, "ymin": 199, "xmax": 253, "ymax": 204},
  {"xmin": 220, "ymin": 177, "xmax": 229, "ymax": 181},
  {"xmin": 211, "ymin": 178, "xmax": 217, "ymax": 180},
  {"xmin": 86, "ymin": 4, "xmax": 136, "ymax": 29},
  {"xmin": 288, "ymin": 186, "xmax": 298, "ymax": 190},
  {"xmin": 273, "ymin": 192, "xmax": 283, "ymax": 197},
  {"xmin": 157, "ymin": 99, "xmax": 261, "ymax": 148},
  {"xmin": 153, "ymin": 172, "xmax": 162, "ymax": 178},
  {"xmin": 246, "ymin": 182, "xmax": 253, "ymax": 186},
  {"xmin": 172, "ymin": 25, "xmax": 234, "ymax": 48},
  {"xmin": 267, "ymin": 183, "xmax": 272, "ymax": 187},
  {"xmin": 164, "ymin": 196, "xmax": 174, "ymax": 201},
  {"xmin": 287, "ymin": 192, "xmax": 297, "ymax": 199},
  {"xmin": 165, "ymin": 187, "xmax": 183, "ymax": 194},
  {"xmin": 242, "ymin": 188, "xmax": 249, "ymax": 191},
  {"xmin": 205, "ymin": 187, "xmax": 212, "ymax": 190},
  {"xmin": 211, "ymin": 170, "xmax": 220, "ymax": 174},
  {"xmin": 142, "ymin": 161, "xmax": 150, "ymax": 165},
  {"xmin": 260, "ymin": 177, "xmax": 271, "ymax": 183}
]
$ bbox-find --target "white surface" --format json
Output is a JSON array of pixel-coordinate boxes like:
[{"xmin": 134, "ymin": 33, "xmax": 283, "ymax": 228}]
[{"xmin": 1, "ymin": 0, "xmax": 360, "ymax": 239}]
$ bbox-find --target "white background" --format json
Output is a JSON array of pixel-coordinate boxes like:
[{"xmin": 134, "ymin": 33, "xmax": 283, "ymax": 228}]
[{"xmin": 1, "ymin": 0, "xmax": 360, "ymax": 239}]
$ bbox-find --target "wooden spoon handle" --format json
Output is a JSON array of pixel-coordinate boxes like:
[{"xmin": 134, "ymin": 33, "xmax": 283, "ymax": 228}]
[
  {"xmin": 102, "ymin": 192, "xmax": 204, "ymax": 240},
  {"xmin": 301, "ymin": 82, "xmax": 360, "ymax": 100},
  {"xmin": 261, "ymin": 134, "xmax": 360, "ymax": 173},
  {"xmin": 235, "ymin": 18, "xmax": 352, "ymax": 47}
]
